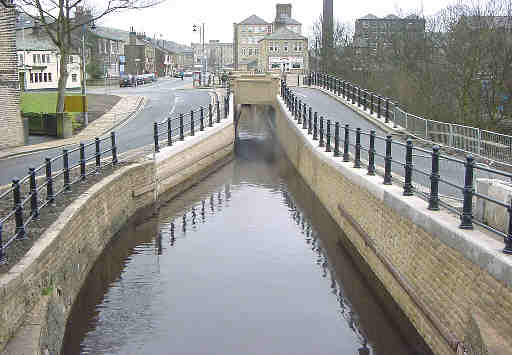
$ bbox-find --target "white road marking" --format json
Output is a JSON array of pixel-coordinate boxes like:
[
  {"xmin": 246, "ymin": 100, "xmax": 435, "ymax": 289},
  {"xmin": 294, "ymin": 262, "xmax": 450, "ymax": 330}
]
[
  {"xmin": 161, "ymin": 95, "xmax": 180, "ymax": 123},
  {"xmin": 295, "ymin": 92, "xmax": 308, "ymax": 98}
]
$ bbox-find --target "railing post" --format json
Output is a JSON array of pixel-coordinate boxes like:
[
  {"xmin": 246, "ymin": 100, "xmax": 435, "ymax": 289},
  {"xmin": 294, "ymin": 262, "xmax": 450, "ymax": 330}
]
[
  {"xmin": 302, "ymin": 104, "xmax": 307, "ymax": 130},
  {"xmin": 63, "ymin": 149, "xmax": 71, "ymax": 192},
  {"xmin": 13, "ymin": 178, "xmax": 26, "ymax": 240},
  {"xmin": 209, "ymin": 104, "xmax": 213, "ymax": 127},
  {"xmin": 370, "ymin": 93, "xmax": 374, "ymax": 115},
  {"xmin": 334, "ymin": 122, "xmax": 340, "ymax": 157},
  {"xmin": 308, "ymin": 107, "xmax": 313, "ymax": 135},
  {"xmin": 167, "ymin": 118, "xmax": 173, "ymax": 146},
  {"xmin": 45, "ymin": 158, "xmax": 55, "ymax": 205},
  {"xmin": 404, "ymin": 139, "xmax": 414, "ymax": 196},
  {"xmin": 313, "ymin": 112, "xmax": 318, "ymax": 140},
  {"xmin": 354, "ymin": 128, "xmax": 361, "ymax": 168},
  {"xmin": 352, "ymin": 85, "xmax": 356, "ymax": 104},
  {"xmin": 190, "ymin": 110, "xmax": 195, "ymax": 136},
  {"xmin": 0, "ymin": 224, "xmax": 5, "ymax": 265},
  {"xmin": 29, "ymin": 167, "xmax": 39, "ymax": 219},
  {"xmin": 385, "ymin": 98, "xmax": 390, "ymax": 123},
  {"xmin": 319, "ymin": 117, "xmax": 325, "ymax": 147},
  {"xmin": 298, "ymin": 100, "xmax": 302, "ymax": 124},
  {"xmin": 368, "ymin": 130, "xmax": 376, "ymax": 176},
  {"xmin": 384, "ymin": 135, "xmax": 393, "ymax": 185},
  {"xmin": 216, "ymin": 101, "xmax": 221, "ymax": 123},
  {"xmin": 344, "ymin": 124, "xmax": 350, "ymax": 162},
  {"xmin": 326, "ymin": 120, "xmax": 331, "ymax": 153},
  {"xmin": 460, "ymin": 155, "xmax": 474, "ymax": 230},
  {"xmin": 200, "ymin": 107, "xmax": 205, "ymax": 131},
  {"xmin": 80, "ymin": 143, "xmax": 86, "ymax": 182},
  {"xmin": 357, "ymin": 87, "xmax": 361, "ymax": 107},
  {"xmin": 224, "ymin": 97, "xmax": 228, "ymax": 118},
  {"xmin": 180, "ymin": 113, "xmax": 185, "ymax": 140},
  {"xmin": 342, "ymin": 81, "xmax": 346, "ymax": 98},
  {"xmin": 428, "ymin": 146, "xmax": 440, "ymax": 211},
  {"xmin": 95, "ymin": 137, "xmax": 101, "ymax": 174},
  {"xmin": 363, "ymin": 91, "xmax": 367, "ymax": 111},
  {"xmin": 377, "ymin": 96, "xmax": 382, "ymax": 118},
  {"xmin": 111, "ymin": 132, "xmax": 118, "ymax": 165},
  {"xmin": 153, "ymin": 122, "xmax": 160, "ymax": 153},
  {"xmin": 504, "ymin": 201, "xmax": 512, "ymax": 254}
]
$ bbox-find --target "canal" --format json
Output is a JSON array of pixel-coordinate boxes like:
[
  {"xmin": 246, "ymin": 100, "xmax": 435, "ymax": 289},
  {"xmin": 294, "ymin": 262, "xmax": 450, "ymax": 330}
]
[{"xmin": 63, "ymin": 107, "xmax": 431, "ymax": 355}]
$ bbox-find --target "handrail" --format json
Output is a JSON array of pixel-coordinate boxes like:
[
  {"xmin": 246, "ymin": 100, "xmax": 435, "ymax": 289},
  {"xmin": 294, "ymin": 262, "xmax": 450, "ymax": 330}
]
[{"xmin": 282, "ymin": 80, "xmax": 512, "ymax": 255}]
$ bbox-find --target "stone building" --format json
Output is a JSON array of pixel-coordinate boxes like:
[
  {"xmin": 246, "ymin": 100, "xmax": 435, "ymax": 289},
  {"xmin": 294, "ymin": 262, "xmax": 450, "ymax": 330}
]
[
  {"xmin": 0, "ymin": 2, "xmax": 24, "ymax": 149},
  {"xmin": 124, "ymin": 28, "xmax": 156, "ymax": 75},
  {"xmin": 353, "ymin": 14, "xmax": 425, "ymax": 53},
  {"xmin": 191, "ymin": 40, "xmax": 234, "ymax": 72},
  {"xmin": 233, "ymin": 3, "xmax": 303, "ymax": 71},
  {"xmin": 258, "ymin": 27, "xmax": 308, "ymax": 73}
]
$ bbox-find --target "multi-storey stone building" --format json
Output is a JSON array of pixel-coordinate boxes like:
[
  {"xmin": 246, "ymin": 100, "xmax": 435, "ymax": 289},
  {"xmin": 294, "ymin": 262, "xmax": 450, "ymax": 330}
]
[
  {"xmin": 233, "ymin": 3, "xmax": 305, "ymax": 71},
  {"xmin": 191, "ymin": 40, "xmax": 233, "ymax": 72},
  {"xmin": 353, "ymin": 14, "xmax": 425, "ymax": 53},
  {"xmin": 258, "ymin": 27, "xmax": 308, "ymax": 73},
  {"xmin": 0, "ymin": 1, "xmax": 24, "ymax": 149}
]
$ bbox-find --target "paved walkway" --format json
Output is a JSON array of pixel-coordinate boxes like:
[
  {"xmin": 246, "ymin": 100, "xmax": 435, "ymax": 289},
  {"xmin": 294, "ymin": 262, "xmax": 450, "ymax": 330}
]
[{"xmin": 0, "ymin": 95, "xmax": 145, "ymax": 160}]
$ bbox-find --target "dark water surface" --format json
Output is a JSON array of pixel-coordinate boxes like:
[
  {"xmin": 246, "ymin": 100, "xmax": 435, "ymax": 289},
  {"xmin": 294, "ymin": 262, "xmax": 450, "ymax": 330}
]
[{"xmin": 63, "ymin": 111, "xmax": 427, "ymax": 355}]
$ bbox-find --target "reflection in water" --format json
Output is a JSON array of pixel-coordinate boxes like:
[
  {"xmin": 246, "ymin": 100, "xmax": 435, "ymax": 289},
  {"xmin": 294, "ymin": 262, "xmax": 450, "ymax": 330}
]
[{"xmin": 63, "ymin": 105, "xmax": 429, "ymax": 355}]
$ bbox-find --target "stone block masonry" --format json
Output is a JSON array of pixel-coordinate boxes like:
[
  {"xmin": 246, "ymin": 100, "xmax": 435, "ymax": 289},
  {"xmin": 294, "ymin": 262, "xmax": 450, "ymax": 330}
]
[
  {"xmin": 274, "ymin": 95, "xmax": 512, "ymax": 355},
  {"xmin": 0, "ymin": 96, "xmax": 235, "ymax": 354},
  {"xmin": 0, "ymin": 4, "xmax": 24, "ymax": 149}
]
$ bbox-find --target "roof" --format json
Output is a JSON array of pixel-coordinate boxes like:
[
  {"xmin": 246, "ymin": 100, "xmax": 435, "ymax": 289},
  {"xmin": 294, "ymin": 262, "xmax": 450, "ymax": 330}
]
[
  {"xmin": 239, "ymin": 14, "xmax": 269, "ymax": 25},
  {"xmin": 90, "ymin": 26, "xmax": 125, "ymax": 42},
  {"xmin": 360, "ymin": 14, "xmax": 379, "ymax": 20},
  {"xmin": 274, "ymin": 15, "xmax": 301, "ymax": 25},
  {"xmin": 260, "ymin": 27, "xmax": 307, "ymax": 41},
  {"xmin": 384, "ymin": 14, "xmax": 400, "ymax": 19},
  {"xmin": 16, "ymin": 30, "xmax": 56, "ymax": 51}
]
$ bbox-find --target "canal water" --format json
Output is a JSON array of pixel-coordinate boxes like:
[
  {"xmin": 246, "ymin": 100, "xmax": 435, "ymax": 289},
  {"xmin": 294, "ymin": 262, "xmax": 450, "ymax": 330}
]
[{"xmin": 63, "ymin": 107, "xmax": 430, "ymax": 355}]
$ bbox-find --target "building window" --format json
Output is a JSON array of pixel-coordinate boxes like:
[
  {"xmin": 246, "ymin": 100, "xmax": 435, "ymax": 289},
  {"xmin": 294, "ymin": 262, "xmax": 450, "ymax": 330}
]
[
  {"xmin": 33, "ymin": 54, "xmax": 36, "ymax": 64},
  {"xmin": 69, "ymin": 56, "xmax": 73, "ymax": 63},
  {"xmin": 292, "ymin": 63, "xmax": 301, "ymax": 69},
  {"xmin": 43, "ymin": 73, "xmax": 47, "ymax": 82},
  {"xmin": 42, "ymin": 54, "xmax": 46, "ymax": 63},
  {"xmin": 30, "ymin": 73, "xmax": 34, "ymax": 83},
  {"xmin": 248, "ymin": 48, "xmax": 253, "ymax": 56},
  {"xmin": 38, "ymin": 73, "xmax": 43, "ymax": 82},
  {"xmin": 48, "ymin": 73, "xmax": 52, "ymax": 82},
  {"xmin": 18, "ymin": 53, "xmax": 24, "ymax": 65},
  {"xmin": 46, "ymin": 54, "xmax": 50, "ymax": 63},
  {"xmin": 254, "ymin": 48, "xmax": 258, "ymax": 55},
  {"xmin": 284, "ymin": 42, "xmax": 288, "ymax": 52},
  {"xmin": 72, "ymin": 74, "xmax": 77, "ymax": 82}
]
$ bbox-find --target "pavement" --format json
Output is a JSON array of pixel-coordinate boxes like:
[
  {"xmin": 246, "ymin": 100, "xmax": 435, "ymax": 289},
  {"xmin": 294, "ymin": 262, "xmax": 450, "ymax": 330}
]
[{"xmin": 0, "ymin": 95, "xmax": 145, "ymax": 160}]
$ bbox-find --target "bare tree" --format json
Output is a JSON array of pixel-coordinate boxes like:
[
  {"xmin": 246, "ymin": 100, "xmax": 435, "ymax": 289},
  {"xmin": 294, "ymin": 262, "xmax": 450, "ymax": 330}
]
[{"xmin": 15, "ymin": 0, "xmax": 165, "ymax": 115}]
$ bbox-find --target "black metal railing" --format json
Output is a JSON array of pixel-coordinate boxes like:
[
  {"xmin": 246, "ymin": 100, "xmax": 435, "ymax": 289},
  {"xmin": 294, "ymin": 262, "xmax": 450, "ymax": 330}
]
[
  {"xmin": 152, "ymin": 95, "xmax": 230, "ymax": 153},
  {"xmin": 281, "ymin": 80, "xmax": 512, "ymax": 255},
  {"xmin": 0, "ymin": 94, "xmax": 231, "ymax": 265}
]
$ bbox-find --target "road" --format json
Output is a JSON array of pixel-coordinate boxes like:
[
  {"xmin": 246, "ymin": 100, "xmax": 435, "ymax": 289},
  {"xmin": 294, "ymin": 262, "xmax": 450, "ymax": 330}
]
[
  {"xmin": 0, "ymin": 78, "xmax": 213, "ymax": 185},
  {"xmin": 292, "ymin": 87, "xmax": 500, "ymax": 201}
]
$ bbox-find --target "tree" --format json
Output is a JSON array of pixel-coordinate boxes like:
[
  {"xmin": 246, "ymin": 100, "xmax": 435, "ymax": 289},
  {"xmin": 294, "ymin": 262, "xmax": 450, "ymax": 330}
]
[{"xmin": 15, "ymin": 0, "xmax": 164, "ymax": 114}]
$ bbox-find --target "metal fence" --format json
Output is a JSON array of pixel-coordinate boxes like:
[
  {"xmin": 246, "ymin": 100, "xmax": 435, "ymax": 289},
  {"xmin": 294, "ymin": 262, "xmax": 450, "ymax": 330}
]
[
  {"xmin": 282, "ymin": 80, "xmax": 512, "ymax": 255},
  {"xmin": 308, "ymin": 72, "xmax": 512, "ymax": 166},
  {"xmin": 0, "ymin": 94, "xmax": 230, "ymax": 265}
]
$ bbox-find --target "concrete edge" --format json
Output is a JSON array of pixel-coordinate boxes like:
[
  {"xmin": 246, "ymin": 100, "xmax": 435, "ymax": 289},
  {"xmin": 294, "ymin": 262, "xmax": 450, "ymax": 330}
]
[{"xmin": 277, "ymin": 95, "xmax": 512, "ymax": 289}]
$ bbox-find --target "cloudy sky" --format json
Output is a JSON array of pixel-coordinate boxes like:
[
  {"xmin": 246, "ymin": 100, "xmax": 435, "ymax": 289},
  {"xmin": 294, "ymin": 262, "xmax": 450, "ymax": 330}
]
[{"xmin": 101, "ymin": 0, "xmax": 456, "ymax": 46}]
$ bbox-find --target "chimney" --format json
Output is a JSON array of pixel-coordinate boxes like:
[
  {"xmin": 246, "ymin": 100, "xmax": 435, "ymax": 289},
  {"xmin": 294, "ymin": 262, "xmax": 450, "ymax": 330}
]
[
  {"xmin": 276, "ymin": 4, "xmax": 292, "ymax": 19},
  {"xmin": 129, "ymin": 26, "xmax": 136, "ymax": 45}
]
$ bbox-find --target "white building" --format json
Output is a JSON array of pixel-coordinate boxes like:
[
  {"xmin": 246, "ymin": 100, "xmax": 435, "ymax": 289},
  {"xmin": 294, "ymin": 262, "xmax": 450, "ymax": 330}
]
[{"xmin": 16, "ymin": 26, "xmax": 81, "ymax": 91}]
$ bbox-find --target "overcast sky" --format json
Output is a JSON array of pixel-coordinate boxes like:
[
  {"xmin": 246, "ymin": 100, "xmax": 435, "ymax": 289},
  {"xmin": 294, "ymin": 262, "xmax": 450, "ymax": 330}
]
[{"xmin": 100, "ymin": 0, "xmax": 456, "ymax": 46}]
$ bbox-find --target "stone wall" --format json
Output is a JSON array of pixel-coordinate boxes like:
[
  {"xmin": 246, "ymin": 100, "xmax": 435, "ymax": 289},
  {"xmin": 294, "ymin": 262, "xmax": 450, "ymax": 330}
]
[
  {"xmin": 0, "ymin": 4, "xmax": 24, "ymax": 149},
  {"xmin": 0, "ymin": 99, "xmax": 235, "ymax": 354},
  {"xmin": 273, "ymin": 95, "xmax": 512, "ymax": 355}
]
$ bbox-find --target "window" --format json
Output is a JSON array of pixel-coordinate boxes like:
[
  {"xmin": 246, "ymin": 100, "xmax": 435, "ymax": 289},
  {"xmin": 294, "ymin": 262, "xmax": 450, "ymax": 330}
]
[
  {"xmin": 72, "ymin": 74, "xmax": 77, "ymax": 82},
  {"xmin": 46, "ymin": 54, "xmax": 50, "ymax": 63},
  {"xmin": 30, "ymin": 73, "xmax": 34, "ymax": 83},
  {"xmin": 34, "ymin": 73, "xmax": 38, "ymax": 83},
  {"xmin": 42, "ymin": 54, "xmax": 46, "ymax": 63},
  {"xmin": 48, "ymin": 73, "xmax": 52, "ymax": 82},
  {"xmin": 43, "ymin": 73, "xmax": 47, "ymax": 82},
  {"xmin": 33, "ymin": 54, "xmax": 36, "ymax": 64},
  {"xmin": 294, "ymin": 42, "xmax": 303, "ymax": 52},
  {"xmin": 18, "ymin": 53, "xmax": 24, "ymax": 65},
  {"xmin": 69, "ymin": 56, "xmax": 74, "ymax": 63},
  {"xmin": 38, "ymin": 73, "xmax": 42, "ymax": 82},
  {"xmin": 254, "ymin": 48, "xmax": 258, "ymax": 55},
  {"xmin": 292, "ymin": 63, "xmax": 301, "ymax": 69},
  {"xmin": 284, "ymin": 42, "xmax": 289, "ymax": 52},
  {"xmin": 248, "ymin": 48, "xmax": 253, "ymax": 56}
]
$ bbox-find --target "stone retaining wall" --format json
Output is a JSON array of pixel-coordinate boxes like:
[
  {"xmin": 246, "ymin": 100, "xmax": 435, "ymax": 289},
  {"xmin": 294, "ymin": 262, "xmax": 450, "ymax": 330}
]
[
  {"xmin": 273, "ymin": 95, "xmax": 512, "ymax": 355},
  {"xmin": 0, "ymin": 99, "xmax": 234, "ymax": 354}
]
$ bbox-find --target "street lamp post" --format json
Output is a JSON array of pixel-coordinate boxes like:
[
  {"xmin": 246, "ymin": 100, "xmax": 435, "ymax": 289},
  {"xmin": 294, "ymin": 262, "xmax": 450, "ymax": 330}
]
[
  {"xmin": 193, "ymin": 23, "xmax": 205, "ymax": 86},
  {"xmin": 81, "ymin": 22, "xmax": 95, "ymax": 127}
]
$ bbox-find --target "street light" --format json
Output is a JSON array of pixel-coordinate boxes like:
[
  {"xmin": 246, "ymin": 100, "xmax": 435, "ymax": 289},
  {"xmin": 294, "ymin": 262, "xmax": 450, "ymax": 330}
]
[
  {"xmin": 193, "ymin": 23, "xmax": 205, "ymax": 85},
  {"xmin": 81, "ymin": 21, "xmax": 95, "ymax": 127}
]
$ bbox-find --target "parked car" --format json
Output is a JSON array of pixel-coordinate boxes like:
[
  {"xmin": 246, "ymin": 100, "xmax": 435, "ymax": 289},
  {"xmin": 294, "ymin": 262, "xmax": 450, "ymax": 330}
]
[
  {"xmin": 173, "ymin": 72, "xmax": 182, "ymax": 78},
  {"xmin": 142, "ymin": 74, "xmax": 152, "ymax": 84},
  {"xmin": 148, "ymin": 73, "xmax": 157, "ymax": 82},
  {"xmin": 119, "ymin": 74, "xmax": 133, "ymax": 87},
  {"xmin": 136, "ymin": 74, "xmax": 144, "ymax": 85}
]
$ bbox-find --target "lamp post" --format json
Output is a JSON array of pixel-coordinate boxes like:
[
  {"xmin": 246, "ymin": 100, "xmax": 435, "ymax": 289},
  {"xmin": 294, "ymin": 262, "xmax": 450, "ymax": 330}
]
[
  {"xmin": 81, "ymin": 22, "xmax": 95, "ymax": 127},
  {"xmin": 193, "ymin": 23, "xmax": 205, "ymax": 86}
]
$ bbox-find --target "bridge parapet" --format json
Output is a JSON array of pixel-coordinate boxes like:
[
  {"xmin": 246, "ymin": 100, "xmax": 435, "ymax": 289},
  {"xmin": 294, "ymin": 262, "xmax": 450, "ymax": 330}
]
[{"xmin": 231, "ymin": 73, "xmax": 280, "ymax": 107}]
